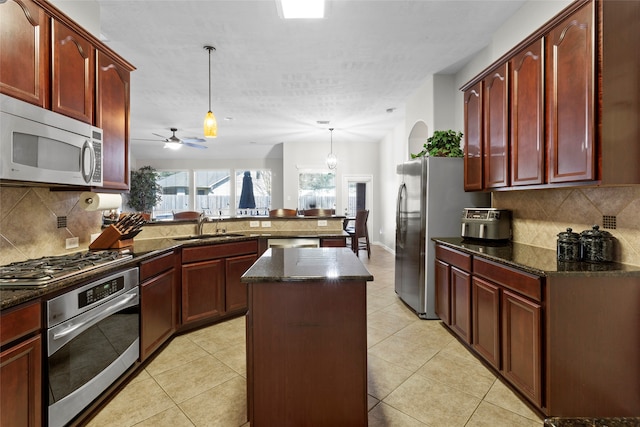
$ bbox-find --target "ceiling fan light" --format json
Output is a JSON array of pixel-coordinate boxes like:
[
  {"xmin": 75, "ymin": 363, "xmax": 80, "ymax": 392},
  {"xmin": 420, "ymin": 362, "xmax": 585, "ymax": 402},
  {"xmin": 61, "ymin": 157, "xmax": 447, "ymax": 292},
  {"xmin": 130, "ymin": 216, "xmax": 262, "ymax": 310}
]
[
  {"xmin": 204, "ymin": 110, "xmax": 218, "ymax": 138},
  {"xmin": 164, "ymin": 141, "xmax": 181, "ymax": 150}
]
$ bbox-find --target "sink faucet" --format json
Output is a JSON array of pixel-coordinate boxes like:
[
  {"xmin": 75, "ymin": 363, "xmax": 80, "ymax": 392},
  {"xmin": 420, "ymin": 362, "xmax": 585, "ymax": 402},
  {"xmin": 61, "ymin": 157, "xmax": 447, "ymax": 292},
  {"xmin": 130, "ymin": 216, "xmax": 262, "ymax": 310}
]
[{"xmin": 196, "ymin": 212, "xmax": 208, "ymax": 235}]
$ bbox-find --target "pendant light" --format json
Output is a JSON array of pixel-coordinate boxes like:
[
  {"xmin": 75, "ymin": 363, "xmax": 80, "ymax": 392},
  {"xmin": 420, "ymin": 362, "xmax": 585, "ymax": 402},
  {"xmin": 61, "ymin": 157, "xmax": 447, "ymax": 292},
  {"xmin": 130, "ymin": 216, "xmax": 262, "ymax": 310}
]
[
  {"xmin": 326, "ymin": 128, "xmax": 337, "ymax": 169},
  {"xmin": 203, "ymin": 45, "xmax": 217, "ymax": 138}
]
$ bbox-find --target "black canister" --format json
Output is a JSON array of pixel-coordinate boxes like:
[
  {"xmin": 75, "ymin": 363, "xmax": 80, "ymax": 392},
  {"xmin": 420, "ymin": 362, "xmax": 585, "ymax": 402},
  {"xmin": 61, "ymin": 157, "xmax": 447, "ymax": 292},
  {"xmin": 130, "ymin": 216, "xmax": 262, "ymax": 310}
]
[
  {"xmin": 580, "ymin": 225, "xmax": 614, "ymax": 263},
  {"xmin": 557, "ymin": 228, "xmax": 581, "ymax": 262}
]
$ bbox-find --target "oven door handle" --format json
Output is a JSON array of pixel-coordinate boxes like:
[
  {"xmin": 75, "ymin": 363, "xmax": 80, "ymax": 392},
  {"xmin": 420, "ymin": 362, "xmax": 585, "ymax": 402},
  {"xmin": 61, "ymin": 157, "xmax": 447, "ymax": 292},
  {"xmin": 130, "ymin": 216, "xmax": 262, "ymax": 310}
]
[{"xmin": 49, "ymin": 292, "xmax": 137, "ymax": 356}]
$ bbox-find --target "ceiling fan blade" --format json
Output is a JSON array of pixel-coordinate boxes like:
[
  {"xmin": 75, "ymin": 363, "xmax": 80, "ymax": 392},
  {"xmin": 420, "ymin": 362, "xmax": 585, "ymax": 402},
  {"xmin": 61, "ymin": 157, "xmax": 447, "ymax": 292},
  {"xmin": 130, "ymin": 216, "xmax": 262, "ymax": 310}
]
[
  {"xmin": 152, "ymin": 133, "xmax": 169, "ymax": 140},
  {"xmin": 183, "ymin": 142, "xmax": 207, "ymax": 149},
  {"xmin": 181, "ymin": 137, "xmax": 207, "ymax": 143}
]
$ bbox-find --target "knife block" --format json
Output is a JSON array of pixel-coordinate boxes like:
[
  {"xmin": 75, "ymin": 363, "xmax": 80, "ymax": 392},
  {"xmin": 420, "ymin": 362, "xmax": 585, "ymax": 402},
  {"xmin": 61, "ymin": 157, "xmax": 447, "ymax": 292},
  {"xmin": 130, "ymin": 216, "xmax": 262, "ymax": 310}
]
[{"xmin": 89, "ymin": 225, "xmax": 134, "ymax": 250}]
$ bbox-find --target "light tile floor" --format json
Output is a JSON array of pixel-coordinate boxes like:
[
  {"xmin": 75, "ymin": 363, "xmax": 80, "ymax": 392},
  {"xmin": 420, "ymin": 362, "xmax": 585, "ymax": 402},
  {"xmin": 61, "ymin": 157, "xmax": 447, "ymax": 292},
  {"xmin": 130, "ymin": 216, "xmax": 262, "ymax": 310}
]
[{"xmin": 87, "ymin": 245, "xmax": 544, "ymax": 427}]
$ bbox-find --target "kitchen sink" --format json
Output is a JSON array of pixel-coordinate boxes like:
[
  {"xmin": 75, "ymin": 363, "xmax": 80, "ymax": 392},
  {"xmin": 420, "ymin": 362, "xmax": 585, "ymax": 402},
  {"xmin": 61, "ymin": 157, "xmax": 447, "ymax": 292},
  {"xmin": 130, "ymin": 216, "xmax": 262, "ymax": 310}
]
[{"xmin": 172, "ymin": 233, "xmax": 244, "ymax": 241}]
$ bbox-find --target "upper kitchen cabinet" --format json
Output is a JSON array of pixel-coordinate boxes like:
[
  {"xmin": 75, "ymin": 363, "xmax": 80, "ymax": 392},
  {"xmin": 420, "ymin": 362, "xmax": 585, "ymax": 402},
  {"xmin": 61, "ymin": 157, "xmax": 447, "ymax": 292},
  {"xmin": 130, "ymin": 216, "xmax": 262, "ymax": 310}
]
[
  {"xmin": 0, "ymin": 0, "xmax": 50, "ymax": 107},
  {"xmin": 462, "ymin": 0, "xmax": 640, "ymax": 191},
  {"xmin": 52, "ymin": 19, "xmax": 94, "ymax": 124},
  {"xmin": 95, "ymin": 49, "xmax": 133, "ymax": 191},
  {"xmin": 463, "ymin": 82, "xmax": 483, "ymax": 191},
  {"xmin": 510, "ymin": 39, "xmax": 544, "ymax": 186},
  {"xmin": 483, "ymin": 63, "xmax": 509, "ymax": 189},
  {"xmin": 546, "ymin": 1, "xmax": 595, "ymax": 184}
]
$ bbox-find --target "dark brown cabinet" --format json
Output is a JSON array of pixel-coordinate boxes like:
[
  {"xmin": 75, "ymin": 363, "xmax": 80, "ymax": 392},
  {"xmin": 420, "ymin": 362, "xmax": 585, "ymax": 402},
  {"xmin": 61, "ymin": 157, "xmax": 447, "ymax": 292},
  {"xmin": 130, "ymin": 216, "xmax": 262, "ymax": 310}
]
[
  {"xmin": 52, "ymin": 19, "xmax": 94, "ymax": 123},
  {"xmin": 0, "ymin": 301, "xmax": 42, "ymax": 427},
  {"xmin": 96, "ymin": 49, "xmax": 132, "ymax": 191},
  {"xmin": 483, "ymin": 63, "xmax": 509, "ymax": 189},
  {"xmin": 463, "ymin": 82, "xmax": 483, "ymax": 191},
  {"xmin": 140, "ymin": 250, "xmax": 178, "ymax": 361},
  {"xmin": 450, "ymin": 266, "xmax": 472, "ymax": 343},
  {"xmin": 510, "ymin": 38, "xmax": 544, "ymax": 186},
  {"xmin": 471, "ymin": 276, "xmax": 500, "ymax": 369},
  {"xmin": 546, "ymin": 1, "xmax": 595, "ymax": 183},
  {"xmin": 0, "ymin": 0, "xmax": 49, "ymax": 107},
  {"xmin": 434, "ymin": 259, "xmax": 451, "ymax": 324},
  {"xmin": 181, "ymin": 240, "xmax": 258, "ymax": 327},
  {"xmin": 224, "ymin": 253, "xmax": 257, "ymax": 313},
  {"xmin": 435, "ymin": 245, "xmax": 472, "ymax": 343}
]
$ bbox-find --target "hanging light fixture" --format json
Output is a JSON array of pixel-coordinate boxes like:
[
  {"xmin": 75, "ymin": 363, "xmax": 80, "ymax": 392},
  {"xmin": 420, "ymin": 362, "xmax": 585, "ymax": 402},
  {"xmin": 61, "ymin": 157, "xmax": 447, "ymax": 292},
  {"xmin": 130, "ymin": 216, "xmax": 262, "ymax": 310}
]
[
  {"xmin": 203, "ymin": 45, "xmax": 217, "ymax": 138},
  {"xmin": 326, "ymin": 128, "xmax": 337, "ymax": 169}
]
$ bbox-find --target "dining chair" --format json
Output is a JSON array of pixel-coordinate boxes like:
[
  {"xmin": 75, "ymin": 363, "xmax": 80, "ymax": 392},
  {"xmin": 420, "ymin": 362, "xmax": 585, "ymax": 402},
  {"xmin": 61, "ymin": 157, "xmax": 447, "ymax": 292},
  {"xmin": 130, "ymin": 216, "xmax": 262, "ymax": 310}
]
[
  {"xmin": 172, "ymin": 211, "xmax": 202, "ymax": 220},
  {"xmin": 303, "ymin": 208, "xmax": 335, "ymax": 216},
  {"xmin": 346, "ymin": 210, "xmax": 370, "ymax": 258},
  {"xmin": 269, "ymin": 208, "xmax": 298, "ymax": 217}
]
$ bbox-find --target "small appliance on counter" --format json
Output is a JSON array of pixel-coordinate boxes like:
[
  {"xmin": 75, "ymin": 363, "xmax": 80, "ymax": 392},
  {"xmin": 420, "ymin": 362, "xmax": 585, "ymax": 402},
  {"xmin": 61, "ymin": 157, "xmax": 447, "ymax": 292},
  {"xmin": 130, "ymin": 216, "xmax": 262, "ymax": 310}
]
[{"xmin": 461, "ymin": 208, "xmax": 512, "ymax": 241}]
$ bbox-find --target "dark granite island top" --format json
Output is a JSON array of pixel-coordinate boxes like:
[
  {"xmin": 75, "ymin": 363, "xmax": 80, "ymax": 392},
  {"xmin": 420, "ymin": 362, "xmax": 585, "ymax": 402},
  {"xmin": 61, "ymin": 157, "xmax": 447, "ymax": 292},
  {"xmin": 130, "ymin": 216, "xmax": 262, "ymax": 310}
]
[
  {"xmin": 241, "ymin": 247, "xmax": 373, "ymax": 282},
  {"xmin": 242, "ymin": 247, "xmax": 372, "ymax": 426}
]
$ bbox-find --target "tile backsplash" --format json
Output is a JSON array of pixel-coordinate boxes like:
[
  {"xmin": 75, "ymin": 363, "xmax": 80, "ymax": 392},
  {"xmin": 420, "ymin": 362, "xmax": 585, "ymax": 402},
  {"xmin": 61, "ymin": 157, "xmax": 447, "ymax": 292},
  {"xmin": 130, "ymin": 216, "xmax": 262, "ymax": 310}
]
[
  {"xmin": 0, "ymin": 187, "xmax": 103, "ymax": 264},
  {"xmin": 493, "ymin": 186, "xmax": 640, "ymax": 266}
]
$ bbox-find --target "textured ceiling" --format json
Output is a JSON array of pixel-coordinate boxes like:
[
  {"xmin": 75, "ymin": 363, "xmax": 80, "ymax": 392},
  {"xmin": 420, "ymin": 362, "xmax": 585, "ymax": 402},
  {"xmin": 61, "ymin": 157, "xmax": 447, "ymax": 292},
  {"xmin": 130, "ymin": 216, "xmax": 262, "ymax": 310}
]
[{"xmin": 95, "ymin": 0, "xmax": 526, "ymax": 160}]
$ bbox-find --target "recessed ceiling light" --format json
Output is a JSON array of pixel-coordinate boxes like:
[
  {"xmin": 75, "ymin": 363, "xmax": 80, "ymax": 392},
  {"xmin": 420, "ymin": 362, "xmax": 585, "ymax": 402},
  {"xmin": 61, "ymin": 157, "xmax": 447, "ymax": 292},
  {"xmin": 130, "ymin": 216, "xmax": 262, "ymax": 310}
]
[
  {"xmin": 224, "ymin": 117, "xmax": 234, "ymax": 121},
  {"xmin": 386, "ymin": 108, "xmax": 396, "ymax": 113},
  {"xmin": 279, "ymin": 0, "xmax": 325, "ymax": 19},
  {"xmin": 317, "ymin": 120, "xmax": 330, "ymax": 125}
]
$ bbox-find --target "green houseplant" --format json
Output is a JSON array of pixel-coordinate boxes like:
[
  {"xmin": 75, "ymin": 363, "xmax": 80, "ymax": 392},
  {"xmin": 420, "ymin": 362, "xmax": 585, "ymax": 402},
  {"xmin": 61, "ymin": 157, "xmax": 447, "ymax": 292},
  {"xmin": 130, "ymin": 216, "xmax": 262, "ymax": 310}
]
[
  {"xmin": 411, "ymin": 130, "xmax": 464, "ymax": 158},
  {"xmin": 128, "ymin": 165, "xmax": 162, "ymax": 215}
]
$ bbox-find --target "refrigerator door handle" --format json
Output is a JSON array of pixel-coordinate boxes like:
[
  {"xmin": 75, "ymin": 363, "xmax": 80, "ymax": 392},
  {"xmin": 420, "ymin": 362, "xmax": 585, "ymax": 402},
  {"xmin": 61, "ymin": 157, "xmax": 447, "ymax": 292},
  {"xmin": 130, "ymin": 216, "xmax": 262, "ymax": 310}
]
[{"xmin": 396, "ymin": 183, "xmax": 406, "ymax": 244}]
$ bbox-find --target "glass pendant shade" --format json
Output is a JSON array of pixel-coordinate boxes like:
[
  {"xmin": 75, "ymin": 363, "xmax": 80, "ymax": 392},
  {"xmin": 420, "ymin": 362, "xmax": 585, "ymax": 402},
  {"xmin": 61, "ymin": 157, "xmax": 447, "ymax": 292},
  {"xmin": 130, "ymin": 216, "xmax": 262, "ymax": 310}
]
[
  {"xmin": 204, "ymin": 110, "xmax": 217, "ymax": 138},
  {"xmin": 164, "ymin": 141, "xmax": 181, "ymax": 150},
  {"xmin": 326, "ymin": 152, "xmax": 338, "ymax": 169}
]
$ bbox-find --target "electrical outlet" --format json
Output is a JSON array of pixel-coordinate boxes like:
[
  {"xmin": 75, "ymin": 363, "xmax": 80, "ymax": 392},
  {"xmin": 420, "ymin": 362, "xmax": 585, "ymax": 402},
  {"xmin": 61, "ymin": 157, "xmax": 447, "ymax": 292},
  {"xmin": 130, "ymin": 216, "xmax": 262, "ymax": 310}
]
[
  {"xmin": 317, "ymin": 219, "xmax": 328, "ymax": 227},
  {"xmin": 261, "ymin": 221, "xmax": 271, "ymax": 228},
  {"xmin": 65, "ymin": 237, "xmax": 79, "ymax": 249},
  {"xmin": 249, "ymin": 221, "xmax": 260, "ymax": 227},
  {"xmin": 90, "ymin": 233, "xmax": 101, "ymax": 243}
]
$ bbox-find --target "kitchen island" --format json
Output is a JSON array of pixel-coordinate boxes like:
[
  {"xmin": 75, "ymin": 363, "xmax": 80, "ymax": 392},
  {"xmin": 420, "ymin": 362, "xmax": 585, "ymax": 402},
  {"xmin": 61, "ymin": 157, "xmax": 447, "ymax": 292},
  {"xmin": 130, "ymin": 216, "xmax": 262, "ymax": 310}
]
[{"xmin": 242, "ymin": 247, "xmax": 373, "ymax": 427}]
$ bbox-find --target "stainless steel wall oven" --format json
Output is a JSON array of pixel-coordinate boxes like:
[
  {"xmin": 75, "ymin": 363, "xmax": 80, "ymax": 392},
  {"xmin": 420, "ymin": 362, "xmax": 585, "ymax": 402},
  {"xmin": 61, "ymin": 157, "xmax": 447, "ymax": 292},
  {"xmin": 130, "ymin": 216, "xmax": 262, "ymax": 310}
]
[{"xmin": 46, "ymin": 267, "xmax": 139, "ymax": 427}]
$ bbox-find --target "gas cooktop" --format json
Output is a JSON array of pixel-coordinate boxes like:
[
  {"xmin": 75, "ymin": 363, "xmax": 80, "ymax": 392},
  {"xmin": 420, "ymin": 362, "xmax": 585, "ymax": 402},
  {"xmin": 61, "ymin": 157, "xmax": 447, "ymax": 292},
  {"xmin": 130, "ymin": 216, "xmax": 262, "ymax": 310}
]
[{"xmin": 0, "ymin": 250, "xmax": 133, "ymax": 289}]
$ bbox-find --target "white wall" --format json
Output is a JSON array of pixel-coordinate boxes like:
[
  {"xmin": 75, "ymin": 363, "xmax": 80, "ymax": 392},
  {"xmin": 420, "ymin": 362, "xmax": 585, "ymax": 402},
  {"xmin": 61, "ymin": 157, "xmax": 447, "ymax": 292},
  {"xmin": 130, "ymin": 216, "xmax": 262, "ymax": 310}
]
[{"xmin": 50, "ymin": 0, "xmax": 101, "ymax": 37}]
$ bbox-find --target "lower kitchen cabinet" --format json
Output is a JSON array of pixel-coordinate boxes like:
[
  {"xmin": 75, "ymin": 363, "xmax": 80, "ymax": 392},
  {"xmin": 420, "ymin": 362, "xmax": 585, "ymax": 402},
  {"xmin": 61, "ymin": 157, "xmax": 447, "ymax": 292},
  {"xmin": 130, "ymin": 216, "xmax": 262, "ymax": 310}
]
[
  {"xmin": 435, "ymin": 245, "xmax": 472, "ymax": 343},
  {"xmin": 450, "ymin": 266, "xmax": 472, "ymax": 343},
  {"xmin": 0, "ymin": 301, "xmax": 42, "ymax": 427},
  {"xmin": 181, "ymin": 240, "xmax": 258, "ymax": 327},
  {"xmin": 472, "ymin": 276, "xmax": 501, "ymax": 369},
  {"xmin": 140, "ymin": 250, "xmax": 179, "ymax": 361},
  {"xmin": 434, "ymin": 259, "xmax": 451, "ymax": 324}
]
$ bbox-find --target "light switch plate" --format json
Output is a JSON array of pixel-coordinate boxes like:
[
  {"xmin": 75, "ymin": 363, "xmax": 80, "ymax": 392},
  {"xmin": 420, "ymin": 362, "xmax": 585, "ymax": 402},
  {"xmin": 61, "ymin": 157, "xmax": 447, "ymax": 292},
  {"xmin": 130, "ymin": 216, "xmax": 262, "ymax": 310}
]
[
  {"xmin": 261, "ymin": 221, "xmax": 271, "ymax": 228},
  {"xmin": 249, "ymin": 221, "xmax": 260, "ymax": 227},
  {"xmin": 65, "ymin": 237, "xmax": 79, "ymax": 249}
]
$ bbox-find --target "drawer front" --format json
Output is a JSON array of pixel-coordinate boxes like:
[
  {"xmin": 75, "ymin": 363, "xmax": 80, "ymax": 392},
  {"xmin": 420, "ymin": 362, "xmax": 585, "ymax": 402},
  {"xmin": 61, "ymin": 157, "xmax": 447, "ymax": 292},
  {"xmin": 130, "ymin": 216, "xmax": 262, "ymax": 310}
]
[
  {"xmin": 473, "ymin": 257, "xmax": 542, "ymax": 302},
  {"xmin": 182, "ymin": 240, "xmax": 258, "ymax": 263},
  {"xmin": 0, "ymin": 301, "xmax": 41, "ymax": 347},
  {"xmin": 436, "ymin": 245, "xmax": 472, "ymax": 272},
  {"xmin": 140, "ymin": 250, "xmax": 176, "ymax": 281}
]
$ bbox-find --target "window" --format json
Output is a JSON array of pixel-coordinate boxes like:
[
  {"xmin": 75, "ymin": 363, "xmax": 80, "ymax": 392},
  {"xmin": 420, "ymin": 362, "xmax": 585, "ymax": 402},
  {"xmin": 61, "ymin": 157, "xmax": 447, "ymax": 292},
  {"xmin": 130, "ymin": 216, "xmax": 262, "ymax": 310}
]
[
  {"xmin": 235, "ymin": 170, "xmax": 272, "ymax": 216},
  {"xmin": 298, "ymin": 171, "xmax": 335, "ymax": 210},
  {"xmin": 194, "ymin": 169, "xmax": 231, "ymax": 216},
  {"xmin": 151, "ymin": 168, "xmax": 272, "ymax": 219}
]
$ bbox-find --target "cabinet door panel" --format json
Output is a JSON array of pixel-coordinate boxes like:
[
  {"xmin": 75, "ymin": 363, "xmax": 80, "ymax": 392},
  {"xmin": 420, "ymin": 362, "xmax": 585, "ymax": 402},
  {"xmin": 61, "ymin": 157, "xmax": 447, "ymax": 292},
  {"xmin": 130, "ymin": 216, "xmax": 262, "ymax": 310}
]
[
  {"xmin": 464, "ymin": 82, "xmax": 483, "ymax": 191},
  {"xmin": 96, "ymin": 50, "xmax": 130, "ymax": 191},
  {"xmin": 225, "ymin": 253, "xmax": 257, "ymax": 313},
  {"xmin": 52, "ymin": 20, "xmax": 94, "ymax": 123},
  {"xmin": 511, "ymin": 39, "xmax": 544, "ymax": 186},
  {"xmin": 546, "ymin": 2, "xmax": 595, "ymax": 183},
  {"xmin": 0, "ymin": 335, "xmax": 42, "ymax": 427},
  {"xmin": 450, "ymin": 266, "xmax": 471, "ymax": 343},
  {"xmin": 141, "ymin": 268, "xmax": 176, "ymax": 361},
  {"xmin": 483, "ymin": 64, "xmax": 509, "ymax": 188},
  {"xmin": 0, "ymin": 0, "xmax": 49, "ymax": 106},
  {"xmin": 182, "ymin": 259, "xmax": 224, "ymax": 324},
  {"xmin": 502, "ymin": 290, "xmax": 542, "ymax": 407},
  {"xmin": 434, "ymin": 259, "xmax": 451, "ymax": 324},
  {"xmin": 472, "ymin": 277, "xmax": 500, "ymax": 369}
]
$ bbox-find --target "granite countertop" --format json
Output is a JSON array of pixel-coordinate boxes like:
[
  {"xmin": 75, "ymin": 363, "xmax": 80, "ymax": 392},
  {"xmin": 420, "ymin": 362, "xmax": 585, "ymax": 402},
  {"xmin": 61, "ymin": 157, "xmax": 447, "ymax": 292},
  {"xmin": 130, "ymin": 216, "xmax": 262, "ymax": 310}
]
[
  {"xmin": 433, "ymin": 237, "xmax": 640, "ymax": 277},
  {"xmin": 241, "ymin": 248, "xmax": 374, "ymax": 283},
  {"xmin": 0, "ymin": 231, "xmax": 350, "ymax": 310},
  {"xmin": 544, "ymin": 417, "xmax": 640, "ymax": 426}
]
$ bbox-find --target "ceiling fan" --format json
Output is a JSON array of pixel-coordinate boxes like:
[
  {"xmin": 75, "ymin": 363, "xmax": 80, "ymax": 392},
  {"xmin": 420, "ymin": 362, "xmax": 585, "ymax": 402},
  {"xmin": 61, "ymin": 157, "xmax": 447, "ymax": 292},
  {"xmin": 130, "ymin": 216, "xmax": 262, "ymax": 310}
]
[{"xmin": 148, "ymin": 128, "xmax": 207, "ymax": 150}]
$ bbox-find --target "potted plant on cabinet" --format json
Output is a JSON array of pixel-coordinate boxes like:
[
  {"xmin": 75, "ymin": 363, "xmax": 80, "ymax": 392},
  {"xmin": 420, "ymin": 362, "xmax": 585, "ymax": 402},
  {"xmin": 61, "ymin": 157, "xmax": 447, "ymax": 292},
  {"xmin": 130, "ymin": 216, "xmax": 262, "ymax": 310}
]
[
  {"xmin": 411, "ymin": 130, "xmax": 464, "ymax": 158},
  {"xmin": 127, "ymin": 165, "xmax": 162, "ymax": 219}
]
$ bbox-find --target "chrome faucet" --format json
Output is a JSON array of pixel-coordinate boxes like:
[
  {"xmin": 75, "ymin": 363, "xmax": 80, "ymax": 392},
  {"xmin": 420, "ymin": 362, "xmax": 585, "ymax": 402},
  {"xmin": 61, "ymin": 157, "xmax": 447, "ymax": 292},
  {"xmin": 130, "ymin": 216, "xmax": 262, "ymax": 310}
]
[{"xmin": 196, "ymin": 212, "xmax": 208, "ymax": 235}]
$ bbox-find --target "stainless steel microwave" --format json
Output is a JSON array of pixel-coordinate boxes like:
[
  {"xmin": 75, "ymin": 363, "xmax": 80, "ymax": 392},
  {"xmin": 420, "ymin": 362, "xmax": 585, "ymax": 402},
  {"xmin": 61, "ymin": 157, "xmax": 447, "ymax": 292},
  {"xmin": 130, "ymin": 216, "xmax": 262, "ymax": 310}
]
[{"xmin": 0, "ymin": 94, "xmax": 103, "ymax": 187}]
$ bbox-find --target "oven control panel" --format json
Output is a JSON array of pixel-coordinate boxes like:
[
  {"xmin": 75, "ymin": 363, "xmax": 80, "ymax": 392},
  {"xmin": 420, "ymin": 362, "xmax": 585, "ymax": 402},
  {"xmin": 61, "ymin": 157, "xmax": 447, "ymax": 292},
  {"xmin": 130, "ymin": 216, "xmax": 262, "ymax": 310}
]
[{"xmin": 78, "ymin": 276, "xmax": 125, "ymax": 308}]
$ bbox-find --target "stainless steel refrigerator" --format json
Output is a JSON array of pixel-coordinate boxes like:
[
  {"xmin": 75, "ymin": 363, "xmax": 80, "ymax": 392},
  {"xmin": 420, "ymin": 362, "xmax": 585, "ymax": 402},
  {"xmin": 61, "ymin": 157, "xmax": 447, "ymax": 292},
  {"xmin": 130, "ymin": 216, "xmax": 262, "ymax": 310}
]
[{"xmin": 395, "ymin": 157, "xmax": 489, "ymax": 319}]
